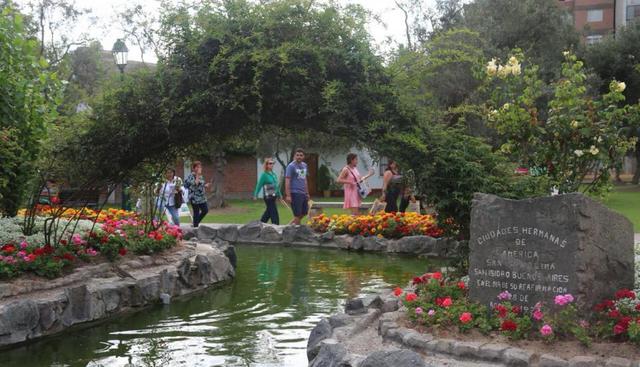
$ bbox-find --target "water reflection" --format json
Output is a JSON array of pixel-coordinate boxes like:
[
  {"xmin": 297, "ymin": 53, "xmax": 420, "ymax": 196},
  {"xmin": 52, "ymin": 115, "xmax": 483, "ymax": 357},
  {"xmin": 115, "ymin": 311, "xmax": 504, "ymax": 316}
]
[{"xmin": 3, "ymin": 245, "xmax": 447, "ymax": 367}]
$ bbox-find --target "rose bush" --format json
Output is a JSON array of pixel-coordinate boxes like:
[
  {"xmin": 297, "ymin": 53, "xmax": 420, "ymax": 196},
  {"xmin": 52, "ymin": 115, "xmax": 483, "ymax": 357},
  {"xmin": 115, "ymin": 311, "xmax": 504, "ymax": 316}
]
[
  {"xmin": 398, "ymin": 273, "xmax": 640, "ymax": 346},
  {"xmin": 309, "ymin": 212, "xmax": 448, "ymax": 239},
  {"xmin": 0, "ymin": 211, "xmax": 181, "ymax": 279}
]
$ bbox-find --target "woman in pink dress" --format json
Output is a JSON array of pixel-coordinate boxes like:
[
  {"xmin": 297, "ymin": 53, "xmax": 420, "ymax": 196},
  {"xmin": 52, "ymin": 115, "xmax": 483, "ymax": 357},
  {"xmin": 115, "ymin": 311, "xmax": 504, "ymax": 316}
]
[{"xmin": 337, "ymin": 153, "xmax": 373, "ymax": 215}]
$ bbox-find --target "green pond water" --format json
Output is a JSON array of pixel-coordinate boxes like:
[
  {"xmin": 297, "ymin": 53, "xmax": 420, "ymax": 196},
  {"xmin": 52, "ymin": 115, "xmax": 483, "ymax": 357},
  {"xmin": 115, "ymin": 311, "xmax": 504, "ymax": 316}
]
[{"xmin": 3, "ymin": 245, "xmax": 448, "ymax": 367}]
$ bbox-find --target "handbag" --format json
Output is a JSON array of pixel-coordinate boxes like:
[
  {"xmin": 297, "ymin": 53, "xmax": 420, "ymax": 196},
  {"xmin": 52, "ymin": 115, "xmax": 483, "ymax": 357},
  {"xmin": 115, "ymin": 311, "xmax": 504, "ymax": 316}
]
[
  {"xmin": 347, "ymin": 167, "xmax": 371, "ymax": 199},
  {"xmin": 174, "ymin": 189, "xmax": 183, "ymax": 208}
]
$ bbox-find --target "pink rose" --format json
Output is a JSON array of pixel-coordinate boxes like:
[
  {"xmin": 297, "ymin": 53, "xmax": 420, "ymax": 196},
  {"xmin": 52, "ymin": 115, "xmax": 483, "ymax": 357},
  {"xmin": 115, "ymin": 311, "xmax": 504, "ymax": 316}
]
[
  {"xmin": 459, "ymin": 312, "xmax": 472, "ymax": 324},
  {"xmin": 497, "ymin": 291, "xmax": 512, "ymax": 301},
  {"xmin": 540, "ymin": 324, "xmax": 553, "ymax": 336},
  {"xmin": 428, "ymin": 309, "xmax": 436, "ymax": 317},
  {"xmin": 532, "ymin": 309, "xmax": 544, "ymax": 321},
  {"xmin": 415, "ymin": 307, "xmax": 423, "ymax": 315}
]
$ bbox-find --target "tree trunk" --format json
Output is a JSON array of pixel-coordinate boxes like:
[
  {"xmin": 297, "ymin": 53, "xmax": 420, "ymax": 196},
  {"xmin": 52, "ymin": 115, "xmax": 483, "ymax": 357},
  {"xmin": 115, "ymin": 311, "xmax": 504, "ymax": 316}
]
[
  {"xmin": 208, "ymin": 150, "xmax": 227, "ymax": 208},
  {"xmin": 633, "ymin": 140, "xmax": 640, "ymax": 185}
]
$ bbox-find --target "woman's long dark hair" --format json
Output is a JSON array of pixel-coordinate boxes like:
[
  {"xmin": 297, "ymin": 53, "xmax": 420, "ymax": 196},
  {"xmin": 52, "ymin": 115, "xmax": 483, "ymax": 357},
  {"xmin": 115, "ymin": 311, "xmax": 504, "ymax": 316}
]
[{"xmin": 386, "ymin": 160, "xmax": 398, "ymax": 173}]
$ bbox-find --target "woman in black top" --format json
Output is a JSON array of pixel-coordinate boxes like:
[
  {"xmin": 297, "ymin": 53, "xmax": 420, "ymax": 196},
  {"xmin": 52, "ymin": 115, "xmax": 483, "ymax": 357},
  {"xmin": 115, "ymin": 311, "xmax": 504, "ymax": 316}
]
[{"xmin": 380, "ymin": 160, "xmax": 403, "ymax": 213}]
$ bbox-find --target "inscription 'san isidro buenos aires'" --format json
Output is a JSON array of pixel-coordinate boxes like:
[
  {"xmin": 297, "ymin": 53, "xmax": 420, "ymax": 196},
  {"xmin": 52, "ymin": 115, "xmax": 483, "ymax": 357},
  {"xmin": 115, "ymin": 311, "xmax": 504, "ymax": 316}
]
[
  {"xmin": 476, "ymin": 226, "xmax": 568, "ymax": 248},
  {"xmin": 471, "ymin": 225, "xmax": 572, "ymax": 312}
]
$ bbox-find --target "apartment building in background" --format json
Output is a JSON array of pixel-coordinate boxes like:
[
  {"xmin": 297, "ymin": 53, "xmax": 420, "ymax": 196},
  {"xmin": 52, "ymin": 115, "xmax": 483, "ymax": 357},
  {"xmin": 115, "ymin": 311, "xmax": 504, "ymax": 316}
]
[{"xmin": 559, "ymin": 0, "xmax": 640, "ymax": 43}]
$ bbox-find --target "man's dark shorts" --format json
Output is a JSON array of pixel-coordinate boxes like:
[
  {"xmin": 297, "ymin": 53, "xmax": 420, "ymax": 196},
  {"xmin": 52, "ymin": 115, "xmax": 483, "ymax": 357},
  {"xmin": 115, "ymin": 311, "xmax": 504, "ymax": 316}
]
[{"xmin": 291, "ymin": 193, "xmax": 309, "ymax": 217}]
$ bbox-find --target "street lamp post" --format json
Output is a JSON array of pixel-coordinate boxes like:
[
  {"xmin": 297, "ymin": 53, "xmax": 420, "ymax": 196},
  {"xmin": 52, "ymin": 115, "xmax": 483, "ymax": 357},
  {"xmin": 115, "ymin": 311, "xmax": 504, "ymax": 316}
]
[
  {"xmin": 112, "ymin": 39, "xmax": 130, "ymax": 210},
  {"xmin": 112, "ymin": 39, "xmax": 128, "ymax": 77}
]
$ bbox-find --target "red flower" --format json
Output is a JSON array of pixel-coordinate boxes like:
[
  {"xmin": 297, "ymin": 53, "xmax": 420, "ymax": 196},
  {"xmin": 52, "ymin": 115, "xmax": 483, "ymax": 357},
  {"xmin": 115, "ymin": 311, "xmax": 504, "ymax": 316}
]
[
  {"xmin": 615, "ymin": 289, "xmax": 636, "ymax": 300},
  {"xmin": 33, "ymin": 248, "xmax": 45, "ymax": 256},
  {"xmin": 441, "ymin": 297, "xmax": 452, "ymax": 307},
  {"xmin": 62, "ymin": 253, "xmax": 75, "ymax": 262},
  {"xmin": 59, "ymin": 239, "xmax": 68, "ymax": 245},
  {"xmin": 457, "ymin": 281, "xmax": 466, "ymax": 290},
  {"xmin": 43, "ymin": 244, "xmax": 54, "ymax": 254},
  {"xmin": 432, "ymin": 272, "xmax": 442, "ymax": 280},
  {"xmin": 412, "ymin": 277, "xmax": 422, "ymax": 285},
  {"xmin": 405, "ymin": 293, "xmax": 418, "ymax": 302},
  {"xmin": 495, "ymin": 304, "xmax": 508, "ymax": 318},
  {"xmin": 608, "ymin": 310, "xmax": 621, "ymax": 319},
  {"xmin": 595, "ymin": 299, "xmax": 615, "ymax": 312},
  {"xmin": 393, "ymin": 287, "xmax": 403, "ymax": 297},
  {"xmin": 89, "ymin": 231, "xmax": 97, "ymax": 238},
  {"xmin": 500, "ymin": 320, "xmax": 518, "ymax": 331},
  {"xmin": 459, "ymin": 312, "xmax": 472, "ymax": 324},
  {"xmin": 635, "ymin": 304, "xmax": 640, "ymax": 312},
  {"xmin": 154, "ymin": 233, "xmax": 163, "ymax": 241},
  {"xmin": 613, "ymin": 323, "xmax": 627, "ymax": 335},
  {"xmin": 118, "ymin": 247, "xmax": 127, "ymax": 256},
  {"xmin": 511, "ymin": 306, "xmax": 521, "ymax": 314},
  {"xmin": 1, "ymin": 244, "xmax": 16, "ymax": 254},
  {"xmin": 100, "ymin": 236, "xmax": 109, "ymax": 244}
]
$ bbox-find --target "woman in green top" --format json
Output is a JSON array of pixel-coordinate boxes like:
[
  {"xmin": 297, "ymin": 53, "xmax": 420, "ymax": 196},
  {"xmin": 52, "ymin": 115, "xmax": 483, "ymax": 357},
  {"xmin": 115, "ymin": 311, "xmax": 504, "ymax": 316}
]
[{"xmin": 253, "ymin": 158, "xmax": 281, "ymax": 224}]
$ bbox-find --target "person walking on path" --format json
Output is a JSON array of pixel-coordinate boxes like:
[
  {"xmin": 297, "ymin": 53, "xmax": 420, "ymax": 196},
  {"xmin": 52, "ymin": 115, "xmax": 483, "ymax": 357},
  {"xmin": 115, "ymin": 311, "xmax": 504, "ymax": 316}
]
[
  {"xmin": 184, "ymin": 161, "xmax": 210, "ymax": 227},
  {"xmin": 285, "ymin": 148, "xmax": 310, "ymax": 225},
  {"xmin": 155, "ymin": 168, "xmax": 184, "ymax": 225},
  {"xmin": 254, "ymin": 158, "xmax": 281, "ymax": 225},
  {"xmin": 337, "ymin": 153, "xmax": 374, "ymax": 215},
  {"xmin": 380, "ymin": 160, "xmax": 403, "ymax": 213}
]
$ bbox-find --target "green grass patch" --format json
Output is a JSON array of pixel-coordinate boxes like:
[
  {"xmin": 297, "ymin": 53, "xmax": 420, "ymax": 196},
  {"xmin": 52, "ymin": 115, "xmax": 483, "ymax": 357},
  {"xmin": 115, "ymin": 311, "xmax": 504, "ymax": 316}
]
[{"xmin": 598, "ymin": 184, "xmax": 640, "ymax": 231}]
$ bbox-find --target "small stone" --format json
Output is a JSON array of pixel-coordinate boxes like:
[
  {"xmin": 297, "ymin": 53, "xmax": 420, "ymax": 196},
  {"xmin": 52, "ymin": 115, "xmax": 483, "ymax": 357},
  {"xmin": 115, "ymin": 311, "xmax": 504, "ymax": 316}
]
[
  {"xmin": 605, "ymin": 357, "xmax": 632, "ymax": 367},
  {"xmin": 503, "ymin": 347, "xmax": 534, "ymax": 367},
  {"xmin": 160, "ymin": 293, "xmax": 171, "ymax": 305},
  {"xmin": 381, "ymin": 297, "xmax": 399, "ymax": 313},
  {"xmin": 344, "ymin": 298, "xmax": 366, "ymax": 315},
  {"xmin": 403, "ymin": 332, "xmax": 433, "ymax": 349},
  {"xmin": 568, "ymin": 356, "xmax": 599, "ymax": 367},
  {"xmin": 451, "ymin": 341, "xmax": 481, "ymax": 358},
  {"xmin": 539, "ymin": 354, "xmax": 568, "ymax": 367},
  {"xmin": 426, "ymin": 339, "xmax": 453, "ymax": 354},
  {"xmin": 362, "ymin": 294, "xmax": 383, "ymax": 310},
  {"xmin": 476, "ymin": 343, "xmax": 509, "ymax": 362},
  {"xmin": 359, "ymin": 349, "xmax": 427, "ymax": 367}
]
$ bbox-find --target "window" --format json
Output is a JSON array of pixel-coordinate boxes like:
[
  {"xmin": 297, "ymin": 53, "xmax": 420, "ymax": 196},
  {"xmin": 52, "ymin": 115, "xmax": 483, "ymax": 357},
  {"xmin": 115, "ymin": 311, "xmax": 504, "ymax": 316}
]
[
  {"xmin": 627, "ymin": 5, "xmax": 640, "ymax": 22},
  {"xmin": 587, "ymin": 9, "xmax": 603, "ymax": 22},
  {"xmin": 586, "ymin": 34, "xmax": 603, "ymax": 45}
]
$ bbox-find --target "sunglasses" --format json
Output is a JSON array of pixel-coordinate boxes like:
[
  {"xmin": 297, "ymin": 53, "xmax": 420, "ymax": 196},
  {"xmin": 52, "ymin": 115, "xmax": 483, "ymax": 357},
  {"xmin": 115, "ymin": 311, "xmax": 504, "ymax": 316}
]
[{"xmin": 267, "ymin": 162, "xmax": 274, "ymax": 165}]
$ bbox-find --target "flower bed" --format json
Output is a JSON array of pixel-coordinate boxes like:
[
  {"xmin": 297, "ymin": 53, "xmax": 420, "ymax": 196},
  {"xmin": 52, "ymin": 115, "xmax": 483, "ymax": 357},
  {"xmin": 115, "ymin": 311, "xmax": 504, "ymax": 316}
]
[
  {"xmin": 18, "ymin": 205, "xmax": 135, "ymax": 223},
  {"xmin": 309, "ymin": 212, "xmax": 448, "ymax": 239},
  {"xmin": 1, "ymin": 210, "xmax": 181, "ymax": 279},
  {"xmin": 397, "ymin": 272, "xmax": 640, "ymax": 347}
]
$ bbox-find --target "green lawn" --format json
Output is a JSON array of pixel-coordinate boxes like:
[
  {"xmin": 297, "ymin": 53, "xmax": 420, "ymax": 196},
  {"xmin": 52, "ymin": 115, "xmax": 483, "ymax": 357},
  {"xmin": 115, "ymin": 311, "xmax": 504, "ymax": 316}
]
[
  {"xmin": 199, "ymin": 186, "xmax": 640, "ymax": 230},
  {"xmin": 598, "ymin": 185, "xmax": 640, "ymax": 231},
  {"xmin": 200, "ymin": 197, "xmax": 376, "ymax": 225}
]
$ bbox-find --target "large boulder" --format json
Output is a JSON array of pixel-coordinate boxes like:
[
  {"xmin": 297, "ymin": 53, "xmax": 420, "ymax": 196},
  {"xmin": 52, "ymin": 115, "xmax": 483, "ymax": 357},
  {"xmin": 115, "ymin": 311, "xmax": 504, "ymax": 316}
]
[
  {"xmin": 217, "ymin": 225, "xmax": 239, "ymax": 242},
  {"xmin": 469, "ymin": 193, "xmax": 634, "ymax": 313},
  {"xmin": 309, "ymin": 340, "xmax": 349, "ymax": 367},
  {"xmin": 238, "ymin": 221, "xmax": 263, "ymax": 241},
  {"xmin": 0, "ymin": 300, "xmax": 39, "ymax": 345},
  {"xmin": 388, "ymin": 236, "xmax": 437, "ymax": 254},
  {"xmin": 283, "ymin": 225, "xmax": 318, "ymax": 244},
  {"xmin": 260, "ymin": 225, "xmax": 283, "ymax": 242},
  {"xmin": 196, "ymin": 224, "xmax": 218, "ymax": 240},
  {"xmin": 307, "ymin": 318, "xmax": 333, "ymax": 360}
]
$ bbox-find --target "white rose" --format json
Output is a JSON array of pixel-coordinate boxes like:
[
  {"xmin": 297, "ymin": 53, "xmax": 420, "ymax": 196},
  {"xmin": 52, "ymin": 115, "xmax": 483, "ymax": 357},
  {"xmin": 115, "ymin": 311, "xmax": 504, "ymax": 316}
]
[
  {"xmin": 589, "ymin": 145, "xmax": 599, "ymax": 155},
  {"xmin": 574, "ymin": 150, "xmax": 584, "ymax": 157},
  {"xmin": 618, "ymin": 81, "xmax": 626, "ymax": 92},
  {"xmin": 563, "ymin": 51, "xmax": 570, "ymax": 57},
  {"xmin": 508, "ymin": 56, "xmax": 518, "ymax": 66},
  {"xmin": 498, "ymin": 65, "xmax": 511, "ymax": 78},
  {"xmin": 511, "ymin": 63, "xmax": 521, "ymax": 76},
  {"xmin": 486, "ymin": 59, "xmax": 498, "ymax": 76}
]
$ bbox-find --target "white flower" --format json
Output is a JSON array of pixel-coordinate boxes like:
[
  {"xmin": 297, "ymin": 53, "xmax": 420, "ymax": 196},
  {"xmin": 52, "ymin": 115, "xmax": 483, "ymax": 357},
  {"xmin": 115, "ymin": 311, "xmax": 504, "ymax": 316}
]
[
  {"xmin": 570, "ymin": 120, "xmax": 579, "ymax": 129},
  {"xmin": 618, "ymin": 81, "xmax": 626, "ymax": 92},
  {"xmin": 574, "ymin": 149, "xmax": 584, "ymax": 157},
  {"xmin": 597, "ymin": 136, "xmax": 603, "ymax": 143},
  {"xmin": 502, "ymin": 103, "xmax": 510, "ymax": 110},
  {"xmin": 498, "ymin": 65, "xmax": 511, "ymax": 78},
  {"xmin": 589, "ymin": 145, "xmax": 599, "ymax": 155},
  {"xmin": 486, "ymin": 59, "xmax": 498, "ymax": 76},
  {"xmin": 511, "ymin": 63, "xmax": 521, "ymax": 76},
  {"xmin": 508, "ymin": 56, "xmax": 519, "ymax": 66},
  {"xmin": 563, "ymin": 51, "xmax": 570, "ymax": 57}
]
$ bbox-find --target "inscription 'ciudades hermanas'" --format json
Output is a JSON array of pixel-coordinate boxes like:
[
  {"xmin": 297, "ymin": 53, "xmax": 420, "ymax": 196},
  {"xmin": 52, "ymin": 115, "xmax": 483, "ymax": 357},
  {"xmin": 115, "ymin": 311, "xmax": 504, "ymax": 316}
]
[{"xmin": 475, "ymin": 226, "xmax": 568, "ymax": 248}]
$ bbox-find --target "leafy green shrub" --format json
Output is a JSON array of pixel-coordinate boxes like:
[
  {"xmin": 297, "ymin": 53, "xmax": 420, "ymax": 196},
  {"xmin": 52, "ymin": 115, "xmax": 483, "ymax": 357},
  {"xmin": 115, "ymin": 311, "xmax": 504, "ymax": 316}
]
[{"xmin": 317, "ymin": 164, "xmax": 333, "ymax": 192}]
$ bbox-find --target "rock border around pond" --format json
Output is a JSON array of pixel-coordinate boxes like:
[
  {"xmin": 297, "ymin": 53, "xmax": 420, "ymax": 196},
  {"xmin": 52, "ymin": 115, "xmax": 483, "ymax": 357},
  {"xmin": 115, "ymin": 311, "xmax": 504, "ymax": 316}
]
[
  {"xmin": 308, "ymin": 291, "xmax": 640, "ymax": 367},
  {"xmin": 0, "ymin": 242, "xmax": 236, "ymax": 348},
  {"xmin": 182, "ymin": 221, "xmax": 465, "ymax": 258}
]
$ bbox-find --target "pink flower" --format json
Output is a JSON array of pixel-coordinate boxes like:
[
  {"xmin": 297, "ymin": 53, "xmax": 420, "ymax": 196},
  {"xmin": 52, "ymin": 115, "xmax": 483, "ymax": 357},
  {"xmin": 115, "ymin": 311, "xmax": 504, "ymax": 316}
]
[
  {"xmin": 86, "ymin": 248, "xmax": 98, "ymax": 257},
  {"xmin": 19, "ymin": 241, "xmax": 28, "ymax": 249},
  {"xmin": 554, "ymin": 294, "xmax": 574, "ymax": 306},
  {"xmin": 532, "ymin": 309, "xmax": 544, "ymax": 321},
  {"xmin": 497, "ymin": 291, "xmax": 512, "ymax": 301},
  {"xmin": 72, "ymin": 234, "xmax": 83, "ymax": 245},
  {"xmin": 428, "ymin": 309, "xmax": 436, "ymax": 317},
  {"xmin": 459, "ymin": 312, "xmax": 472, "ymax": 324},
  {"xmin": 540, "ymin": 324, "xmax": 553, "ymax": 336},
  {"xmin": 415, "ymin": 307, "xmax": 423, "ymax": 315}
]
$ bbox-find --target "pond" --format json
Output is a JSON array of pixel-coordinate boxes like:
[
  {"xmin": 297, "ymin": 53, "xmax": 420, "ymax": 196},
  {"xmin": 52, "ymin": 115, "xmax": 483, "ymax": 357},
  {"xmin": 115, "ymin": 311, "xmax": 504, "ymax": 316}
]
[{"xmin": 3, "ymin": 245, "xmax": 450, "ymax": 367}]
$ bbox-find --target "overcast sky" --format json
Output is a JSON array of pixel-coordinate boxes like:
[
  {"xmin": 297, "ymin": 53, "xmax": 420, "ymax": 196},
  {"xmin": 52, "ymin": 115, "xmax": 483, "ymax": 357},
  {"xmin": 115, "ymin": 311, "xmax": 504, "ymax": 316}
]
[{"xmin": 17, "ymin": 0, "xmax": 438, "ymax": 63}]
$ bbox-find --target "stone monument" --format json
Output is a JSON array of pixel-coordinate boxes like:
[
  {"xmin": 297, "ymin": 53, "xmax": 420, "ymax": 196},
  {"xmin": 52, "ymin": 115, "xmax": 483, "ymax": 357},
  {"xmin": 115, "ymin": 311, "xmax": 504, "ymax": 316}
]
[{"xmin": 469, "ymin": 193, "xmax": 634, "ymax": 312}]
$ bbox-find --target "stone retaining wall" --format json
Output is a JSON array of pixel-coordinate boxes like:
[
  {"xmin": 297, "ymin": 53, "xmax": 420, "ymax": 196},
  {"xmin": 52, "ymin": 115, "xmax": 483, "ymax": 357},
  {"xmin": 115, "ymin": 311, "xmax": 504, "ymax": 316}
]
[
  {"xmin": 308, "ymin": 292, "xmax": 640, "ymax": 367},
  {"xmin": 182, "ymin": 222, "xmax": 464, "ymax": 258},
  {"xmin": 0, "ymin": 242, "xmax": 235, "ymax": 348}
]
